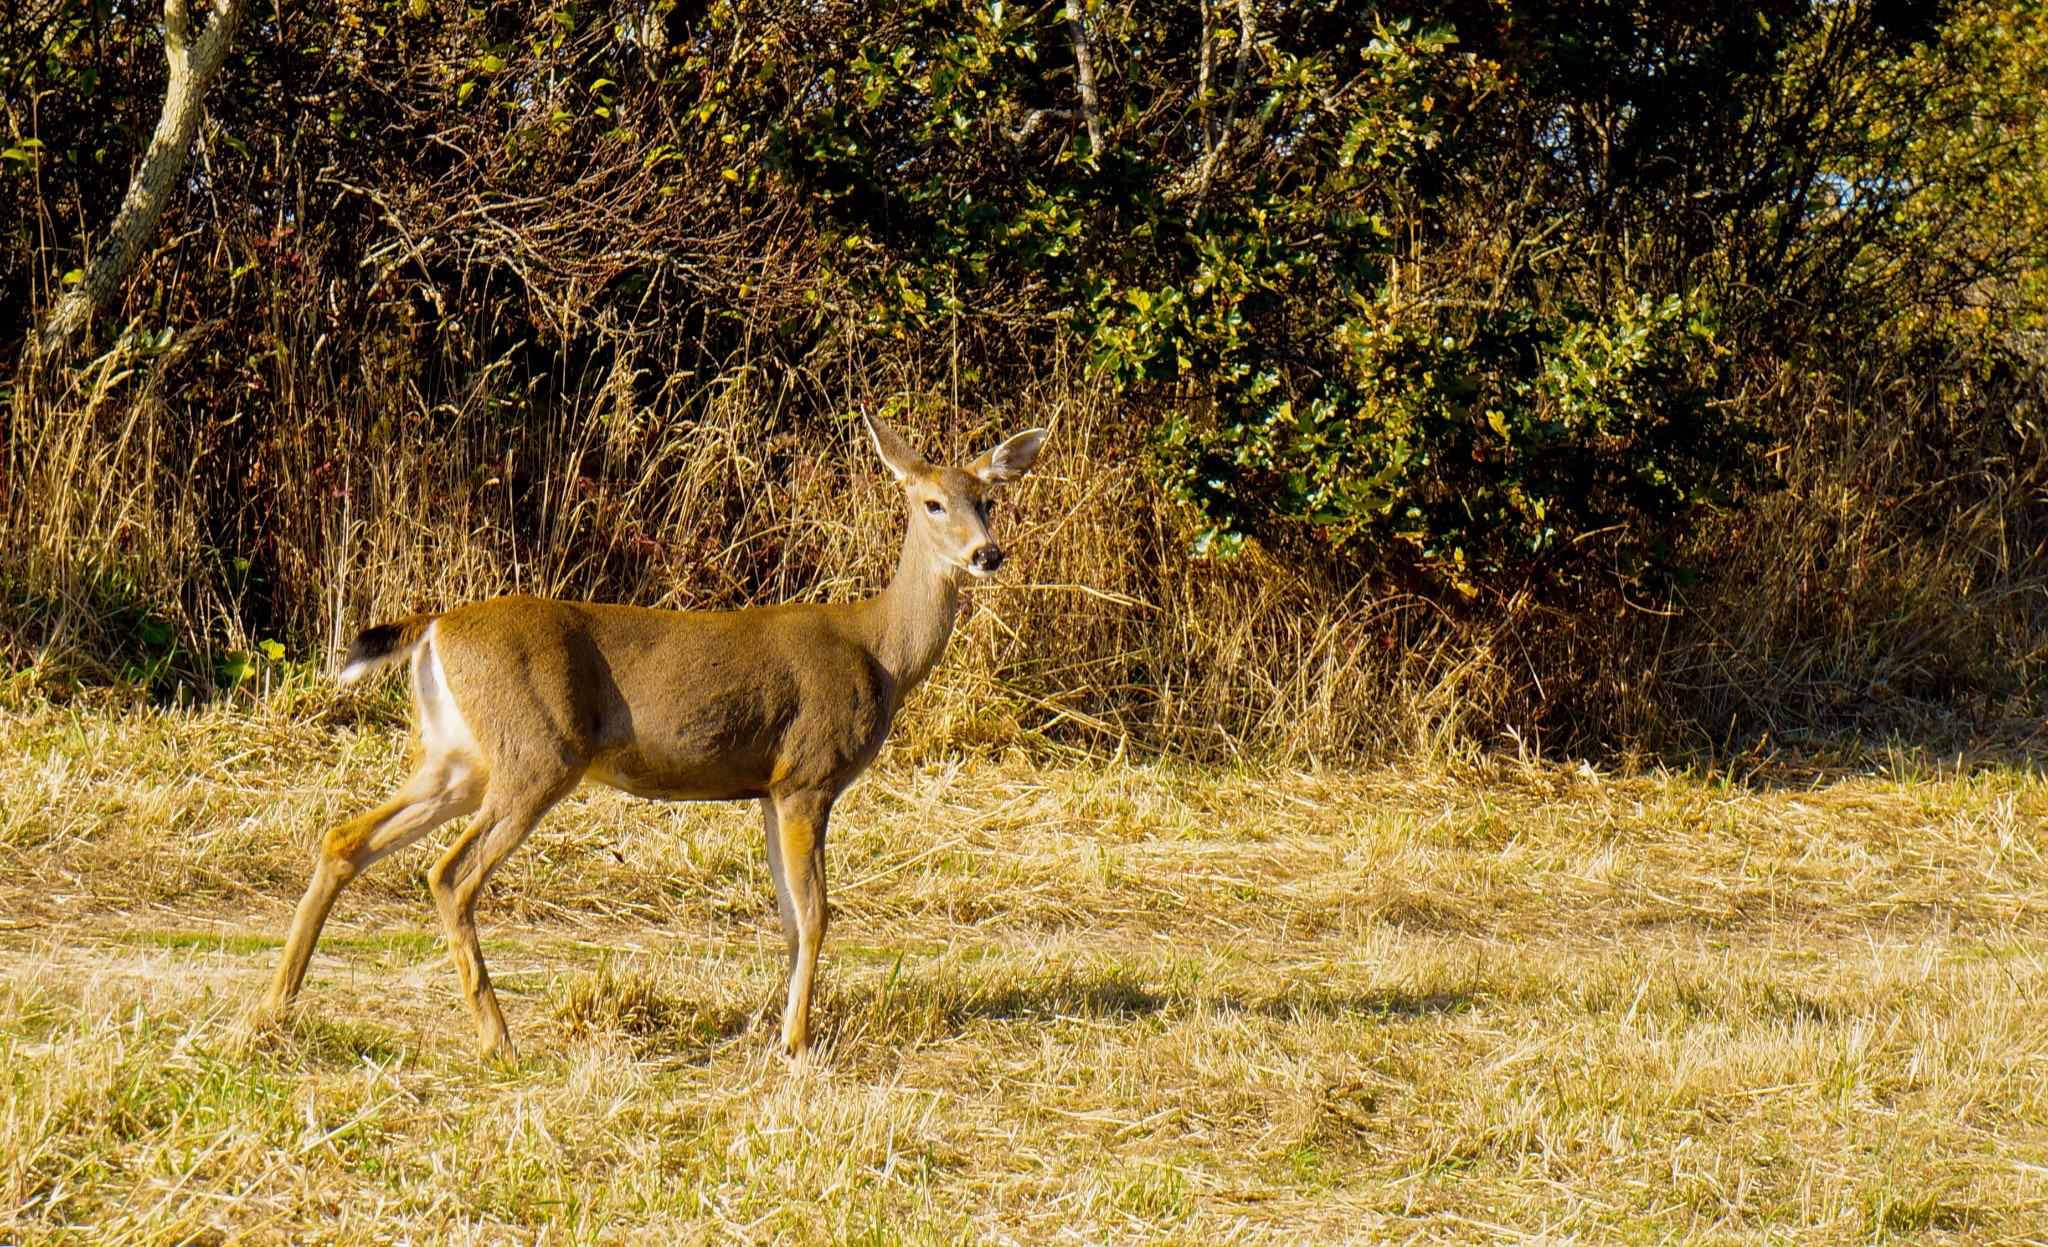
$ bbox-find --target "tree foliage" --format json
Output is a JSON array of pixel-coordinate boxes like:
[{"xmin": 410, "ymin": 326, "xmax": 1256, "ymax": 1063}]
[
  {"xmin": 3, "ymin": 0, "xmax": 2043, "ymax": 612},
  {"xmin": 754, "ymin": 0, "xmax": 2039, "ymax": 596}
]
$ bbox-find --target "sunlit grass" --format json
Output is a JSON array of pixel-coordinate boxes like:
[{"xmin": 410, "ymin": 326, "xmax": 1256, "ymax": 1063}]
[{"xmin": 2, "ymin": 692, "xmax": 2045, "ymax": 1242}]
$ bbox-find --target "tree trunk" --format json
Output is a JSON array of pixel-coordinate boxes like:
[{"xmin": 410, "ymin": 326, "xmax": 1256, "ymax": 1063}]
[{"xmin": 36, "ymin": 0, "xmax": 244, "ymax": 359}]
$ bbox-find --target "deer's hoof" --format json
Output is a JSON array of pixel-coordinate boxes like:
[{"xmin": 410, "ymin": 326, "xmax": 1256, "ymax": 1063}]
[{"xmin": 229, "ymin": 1004, "xmax": 286, "ymax": 1054}]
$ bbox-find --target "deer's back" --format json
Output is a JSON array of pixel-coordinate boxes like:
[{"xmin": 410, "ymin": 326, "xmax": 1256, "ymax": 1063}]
[{"xmin": 427, "ymin": 595, "xmax": 895, "ymax": 800}]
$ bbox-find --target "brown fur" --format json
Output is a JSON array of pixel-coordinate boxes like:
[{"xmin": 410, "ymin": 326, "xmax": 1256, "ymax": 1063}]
[{"xmin": 254, "ymin": 416, "xmax": 1048, "ymax": 1061}]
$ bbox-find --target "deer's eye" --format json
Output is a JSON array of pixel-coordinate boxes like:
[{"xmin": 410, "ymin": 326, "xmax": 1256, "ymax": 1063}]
[{"xmin": 925, "ymin": 499, "xmax": 946, "ymax": 515}]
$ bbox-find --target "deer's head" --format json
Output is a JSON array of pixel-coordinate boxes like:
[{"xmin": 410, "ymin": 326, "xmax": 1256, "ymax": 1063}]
[{"xmin": 864, "ymin": 413, "xmax": 1048, "ymax": 579}]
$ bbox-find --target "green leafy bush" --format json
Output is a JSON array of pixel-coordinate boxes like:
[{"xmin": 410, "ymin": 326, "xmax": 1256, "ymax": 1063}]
[{"xmin": 747, "ymin": 0, "xmax": 1997, "ymax": 597}]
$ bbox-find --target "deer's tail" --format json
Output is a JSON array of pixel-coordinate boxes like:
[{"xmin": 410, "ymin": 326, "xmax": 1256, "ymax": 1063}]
[{"xmin": 336, "ymin": 613, "xmax": 442, "ymax": 684}]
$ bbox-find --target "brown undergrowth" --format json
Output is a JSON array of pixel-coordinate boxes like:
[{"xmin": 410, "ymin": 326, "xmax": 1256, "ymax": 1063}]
[
  {"xmin": 2, "ymin": 689, "xmax": 2045, "ymax": 1243},
  {"xmin": 8, "ymin": 338, "xmax": 2045, "ymax": 765}
]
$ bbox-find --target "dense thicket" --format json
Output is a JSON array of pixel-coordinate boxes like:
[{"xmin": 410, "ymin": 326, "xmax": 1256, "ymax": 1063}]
[{"xmin": 2, "ymin": 1, "xmax": 2043, "ymax": 756}]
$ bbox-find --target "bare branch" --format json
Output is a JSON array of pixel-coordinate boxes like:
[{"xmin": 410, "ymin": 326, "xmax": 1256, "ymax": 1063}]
[
  {"xmin": 1198, "ymin": 0, "xmax": 1216, "ymax": 160},
  {"xmin": 1193, "ymin": 0, "xmax": 1257, "ymax": 207},
  {"xmin": 1064, "ymin": 0, "xmax": 1103, "ymax": 165},
  {"xmin": 1002, "ymin": 107, "xmax": 1079, "ymax": 146}
]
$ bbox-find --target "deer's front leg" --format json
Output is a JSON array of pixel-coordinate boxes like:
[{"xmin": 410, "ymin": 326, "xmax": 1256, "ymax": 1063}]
[
  {"xmin": 761, "ymin": 798, "xmax": 798, "ymax": 968},
  {"xmin": 768, "ymin": 789, "xmax": 833, "ymax": 1060}
]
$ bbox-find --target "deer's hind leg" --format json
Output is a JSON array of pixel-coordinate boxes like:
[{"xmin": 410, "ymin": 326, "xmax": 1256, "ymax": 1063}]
[
  {"xmin": 427, "ymin": 767, "xmax": 582, "ymax": 1058},
  {"xmin": 261, "ymin": 758, "xmax": 484, "ymax": 1022}
]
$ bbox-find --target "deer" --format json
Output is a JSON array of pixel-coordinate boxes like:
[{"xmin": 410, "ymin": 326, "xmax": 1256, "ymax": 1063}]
[{"xmin": 253, "ymin": 414, "xmax": 1048, "ymax": 1061}]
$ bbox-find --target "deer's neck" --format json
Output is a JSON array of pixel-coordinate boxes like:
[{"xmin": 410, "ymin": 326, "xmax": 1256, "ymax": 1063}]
[{"xmin": 865, "ymin": 524, "xmax": 962, "ymax": 699}]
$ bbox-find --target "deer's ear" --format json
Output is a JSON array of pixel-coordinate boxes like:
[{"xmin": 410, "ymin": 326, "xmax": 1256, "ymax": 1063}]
[
  {"xmin": 863, "ymin": 413, "xmax": 927, "ymax": 482},
  {"xmin": 969, "ymin": 427, "xmax": 1049, "ymax": 484}
]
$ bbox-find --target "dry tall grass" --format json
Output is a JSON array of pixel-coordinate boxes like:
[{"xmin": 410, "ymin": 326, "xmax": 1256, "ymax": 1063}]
[
  {"xmin": 9, "ymin": 329, "xmax": 2044, "ymax": 763},
  {"xmin": 1657, "ymin": 365, "xmax": 2048, "ymax": 744},
  {"xmin": 1, "ymin": 688, "xmax": 2045, "ymax": 1243},
  {"xmin": 2, "ymin": 326, "xmax": 1559, "ymax": 762}
]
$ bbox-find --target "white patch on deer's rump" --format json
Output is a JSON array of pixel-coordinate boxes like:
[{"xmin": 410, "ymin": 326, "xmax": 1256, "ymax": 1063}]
[{"xmin": 412, "ymin": 624, "xmax": 481, "ymax": 762}]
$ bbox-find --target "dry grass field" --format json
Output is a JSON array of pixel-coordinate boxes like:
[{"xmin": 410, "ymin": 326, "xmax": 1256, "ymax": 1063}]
[{"xmin": 2, "ymin": 685, "xmax": 2046, "ymax": 1245}]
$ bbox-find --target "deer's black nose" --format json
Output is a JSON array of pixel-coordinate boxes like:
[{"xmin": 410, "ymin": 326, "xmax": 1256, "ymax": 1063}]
[{"xmin": 969, "ymin": 545, "xmax": 1005, "ymax": 574}]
